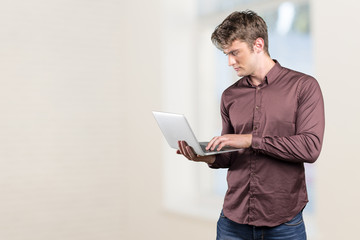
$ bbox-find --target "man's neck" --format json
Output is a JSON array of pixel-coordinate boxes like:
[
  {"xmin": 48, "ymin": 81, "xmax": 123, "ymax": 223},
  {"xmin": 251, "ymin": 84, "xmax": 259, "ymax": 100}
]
[{"xmin": 250, "ymin": 57, "xmax": 275, "ymax": 86}]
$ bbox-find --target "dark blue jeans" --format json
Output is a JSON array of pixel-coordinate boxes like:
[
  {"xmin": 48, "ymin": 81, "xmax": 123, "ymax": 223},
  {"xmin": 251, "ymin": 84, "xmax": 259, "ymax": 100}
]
[{"xmin": 216, "ymin": 210, "xmax": 306, "ymax": 240}]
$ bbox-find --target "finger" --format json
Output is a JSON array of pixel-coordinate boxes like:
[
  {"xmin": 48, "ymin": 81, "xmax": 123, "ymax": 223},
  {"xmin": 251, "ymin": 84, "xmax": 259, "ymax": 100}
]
[
  {"xmin": 187, "ymin": 146, "xmax": 204, "ymax": 162},
  {"xmin": 206, "ymin": 137, "xmax": 216, "ymax": 150},
  {"xmin": 217, "ymin": 139, "xmax": 230, "ymax": 151},
  {"xmin": 211, "ymin": 136, "xmax": 225, "ymax": 151},
  {"xmin": 207, "ymin": 136, "xmax": 220, "ymax": 150},
  {"xmin": 178, "ymin": 141, "xmax": 187, "ymax": 157},
  {"xmin": 214, "ymin": 136, "xmax": 232, "ymax": 151},
  {"xmin": 219, "ymin": 136, "xmax": 233, "ymax": 150},
  {"xmin": 177, "ymin": 141, "xmax": 184, "ymax": 154},
  {"xmin": 185, "ymin": 145, "xmax": 197, "ymax": 160},
  {"xmin": 179, "ymin": 141, "xmax": 192, "ymax": 160}
]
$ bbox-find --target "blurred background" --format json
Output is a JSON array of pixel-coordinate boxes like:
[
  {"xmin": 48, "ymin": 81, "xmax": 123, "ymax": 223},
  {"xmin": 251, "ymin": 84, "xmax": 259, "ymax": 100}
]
[{"xmin": 0, "ymin": 0, "xmax": 359, "ymax": 239}]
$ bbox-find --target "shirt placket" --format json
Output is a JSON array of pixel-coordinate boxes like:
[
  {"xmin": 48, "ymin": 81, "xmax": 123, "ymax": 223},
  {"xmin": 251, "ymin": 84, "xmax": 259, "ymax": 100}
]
[{"xmin": 249, "ymin": 85, "xmax": 262, "ymax": 223}]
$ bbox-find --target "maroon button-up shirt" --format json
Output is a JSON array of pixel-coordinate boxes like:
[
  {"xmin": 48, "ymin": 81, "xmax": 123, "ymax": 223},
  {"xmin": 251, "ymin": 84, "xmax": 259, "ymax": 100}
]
[{"xmin": 210, "ymin": 61, "xmax": 325, "ymax": 227}]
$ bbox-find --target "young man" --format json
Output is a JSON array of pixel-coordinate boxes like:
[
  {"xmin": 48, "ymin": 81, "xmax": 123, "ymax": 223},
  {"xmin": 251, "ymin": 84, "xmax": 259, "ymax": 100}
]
[{"xmin": 177, "ymin": 10, "xmax": 325, "ymax": 239}]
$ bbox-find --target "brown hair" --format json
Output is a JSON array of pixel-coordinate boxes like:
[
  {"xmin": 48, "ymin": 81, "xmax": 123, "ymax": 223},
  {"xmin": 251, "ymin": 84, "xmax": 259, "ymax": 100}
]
[{"xmin": 211, "ymin": 10, "xmax": 269, "ymax": 55}]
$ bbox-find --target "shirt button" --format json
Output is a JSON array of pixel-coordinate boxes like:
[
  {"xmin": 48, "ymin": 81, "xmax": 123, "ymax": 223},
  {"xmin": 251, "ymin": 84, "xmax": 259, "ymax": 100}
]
[{"xmin": 255, "ymin": 105, "xmax": 259, "ymax": 110}]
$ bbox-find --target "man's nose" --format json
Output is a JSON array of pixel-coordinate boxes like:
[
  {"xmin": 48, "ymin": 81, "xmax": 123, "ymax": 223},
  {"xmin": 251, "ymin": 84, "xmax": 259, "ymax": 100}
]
[{"xmin": 228, "ymin": 55, "xmax": 236, "ymax": 66}]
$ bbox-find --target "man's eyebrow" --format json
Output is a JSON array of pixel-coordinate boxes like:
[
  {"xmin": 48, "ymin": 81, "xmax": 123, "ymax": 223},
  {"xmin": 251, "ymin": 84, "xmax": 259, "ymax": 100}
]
[{"xmin": 224, "ymin": 49, "xmax": 239, "ymax": 55}]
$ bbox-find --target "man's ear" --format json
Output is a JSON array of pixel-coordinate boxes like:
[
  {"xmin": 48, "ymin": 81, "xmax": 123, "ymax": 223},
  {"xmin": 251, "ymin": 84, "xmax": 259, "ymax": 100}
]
[{"xmin": 253, "ymin": 38, "xmax": 265, "ymax": 53}]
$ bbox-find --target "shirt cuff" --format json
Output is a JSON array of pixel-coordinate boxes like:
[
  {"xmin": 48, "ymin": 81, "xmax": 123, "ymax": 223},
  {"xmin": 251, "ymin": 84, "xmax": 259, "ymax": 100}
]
[
  {"xmin": 251, "ymin": 136, "xmax": 262, "ymax": 150},
  {"xmin": 207, "ymin": 155, "xmax": 221, "ymax": 168}
]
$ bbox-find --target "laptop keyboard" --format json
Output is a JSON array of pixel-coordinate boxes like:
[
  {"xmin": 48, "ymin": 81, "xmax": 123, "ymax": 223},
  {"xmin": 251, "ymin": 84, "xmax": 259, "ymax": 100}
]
[
  {"xmin": 200, "ymin": 143, "xmax": 214, "ymax": 153},
  {"xmin": 199, "ymin": 142, "xmax": 237, "ymax": 153}
]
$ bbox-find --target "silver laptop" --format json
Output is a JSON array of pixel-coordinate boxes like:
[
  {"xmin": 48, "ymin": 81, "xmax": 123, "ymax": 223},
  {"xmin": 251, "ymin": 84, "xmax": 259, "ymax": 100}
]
[{"xmin": 152, "ymin": 111, "xmax": 241, "ymax": 156}]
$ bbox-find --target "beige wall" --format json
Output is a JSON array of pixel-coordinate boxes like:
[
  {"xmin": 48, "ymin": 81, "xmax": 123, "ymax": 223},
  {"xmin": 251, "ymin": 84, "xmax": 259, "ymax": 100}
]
[
  {"xmin": 0, "ymin": 0, "xmax": 215, "ymax": 239},
  {"xmin": 0, "ymin": 1, "xmax": 131, "ymax": 239},
  {"xmin": 312, "ymin": 0, "xmax": 360, "ymax": 239},
  {"xmin": 1, "ymin": 0, "xmax": 359, "ymax": 239}
]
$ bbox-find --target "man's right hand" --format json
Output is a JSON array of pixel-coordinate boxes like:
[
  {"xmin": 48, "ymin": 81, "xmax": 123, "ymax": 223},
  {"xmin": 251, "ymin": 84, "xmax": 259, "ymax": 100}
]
[{"xmin": 177, "ymin": 141, "xmax": 216, "ymax": 165}]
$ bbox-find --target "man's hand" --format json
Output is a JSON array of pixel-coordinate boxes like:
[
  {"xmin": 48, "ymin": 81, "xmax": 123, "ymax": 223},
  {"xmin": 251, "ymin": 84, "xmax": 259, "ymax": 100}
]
[
  {"xmin": 206, "ymin": 134, "xmax": 252, "ymax": 151},
  {"xmin": 177, "ymin": 141, "xmax": 216, "ymax": 164}
]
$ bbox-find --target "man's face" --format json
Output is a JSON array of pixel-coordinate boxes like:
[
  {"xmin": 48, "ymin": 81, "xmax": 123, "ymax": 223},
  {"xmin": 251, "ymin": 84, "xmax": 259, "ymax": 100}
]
[{"xmin": 223, "ymin": 40, "xmax": 257, "ymax": 77}]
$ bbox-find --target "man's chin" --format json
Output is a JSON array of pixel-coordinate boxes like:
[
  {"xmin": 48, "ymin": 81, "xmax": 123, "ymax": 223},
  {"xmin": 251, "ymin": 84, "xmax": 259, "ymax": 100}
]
[
  {"xmin": 236, "ymin": 72, "xmax": 245, "ymax": 77},
  {"xmin": 234, "ymin": 69, "xmax": 246, "ymax": 77}
]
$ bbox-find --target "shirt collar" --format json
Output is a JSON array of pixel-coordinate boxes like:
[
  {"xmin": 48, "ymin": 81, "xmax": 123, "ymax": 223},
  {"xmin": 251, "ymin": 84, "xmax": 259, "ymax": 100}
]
[
  {"xmin": 265, "ymin": 59, "xmax": 282, "ymax": 85},
  {"xmin": 242, "ymin": 60, "xmax": 282, "ymax": 87}
]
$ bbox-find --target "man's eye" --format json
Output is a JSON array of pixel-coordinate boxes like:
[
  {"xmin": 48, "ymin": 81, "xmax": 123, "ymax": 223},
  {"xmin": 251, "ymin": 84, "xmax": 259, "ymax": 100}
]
[{"xmin": 231, "ymin": 51, "xmax": 238, "ymax": 56}]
